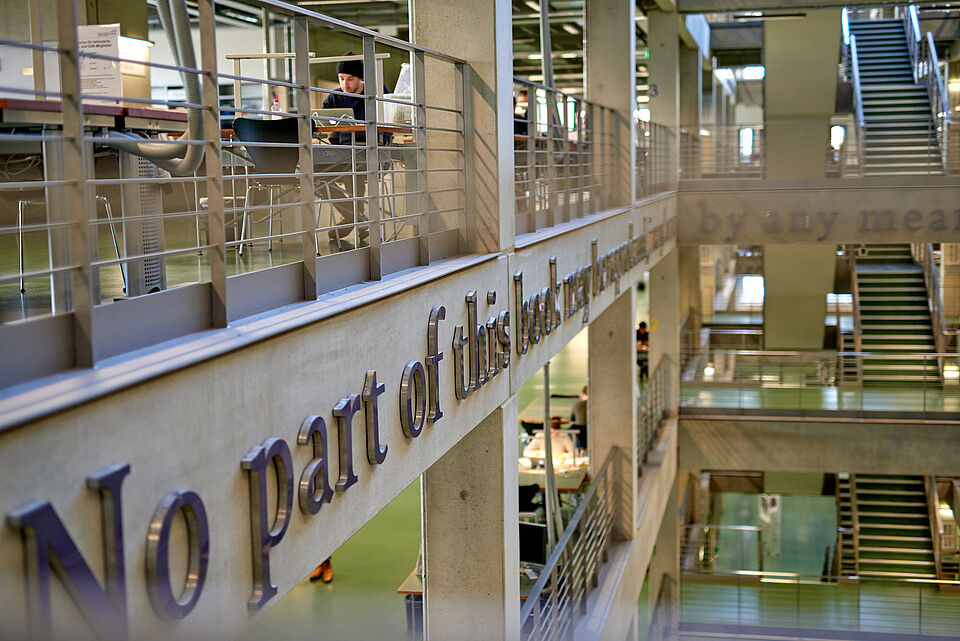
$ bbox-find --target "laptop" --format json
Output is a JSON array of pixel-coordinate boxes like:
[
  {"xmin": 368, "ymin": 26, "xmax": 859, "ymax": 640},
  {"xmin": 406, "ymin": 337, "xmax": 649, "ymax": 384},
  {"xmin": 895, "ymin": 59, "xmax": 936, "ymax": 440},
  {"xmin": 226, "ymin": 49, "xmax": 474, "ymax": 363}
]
[{"xmin": 312, "ymin": 108, "xmax": 356, "ymax": 126}]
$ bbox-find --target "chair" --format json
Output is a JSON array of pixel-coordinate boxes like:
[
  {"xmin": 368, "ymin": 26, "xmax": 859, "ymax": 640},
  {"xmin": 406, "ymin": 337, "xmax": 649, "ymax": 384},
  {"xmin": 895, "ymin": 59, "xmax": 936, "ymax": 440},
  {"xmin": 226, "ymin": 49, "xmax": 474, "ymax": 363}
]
[
  {"xmin": 232, "ymin": 117, "xmax": 326, "ymax": 255},
  {"xmin": 519, "ymin": 483, "xmax": 543, "ymax": 524}
]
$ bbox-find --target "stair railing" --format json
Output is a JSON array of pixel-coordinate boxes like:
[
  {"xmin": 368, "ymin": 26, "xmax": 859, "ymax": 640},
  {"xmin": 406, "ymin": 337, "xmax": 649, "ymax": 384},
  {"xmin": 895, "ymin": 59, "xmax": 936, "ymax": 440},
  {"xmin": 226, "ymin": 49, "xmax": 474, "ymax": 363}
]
[
  {"xmin": 850, "ymin": 474, "xmax": 860, "ymax": 575},
  {"xmin": 920, "ymin": 32, "xmax": 951, "ymax": 171},
  {"xmin": 925, "ymin": 476, "xmax": 945, "ymax": 580},
  {"xmin": 913, "ymin": 243, "xmax": 947, "ymax": 381},
  {"xmin": 849, "ymin": 35, "xmax": 866, "ymax": 173},
  {"xmin": 904, "ymin": 4, "xmax": 921, "ymax": 84},
  {"xmin": 848, "ymin": 247, "xmax": 864, "ymax": 381}
]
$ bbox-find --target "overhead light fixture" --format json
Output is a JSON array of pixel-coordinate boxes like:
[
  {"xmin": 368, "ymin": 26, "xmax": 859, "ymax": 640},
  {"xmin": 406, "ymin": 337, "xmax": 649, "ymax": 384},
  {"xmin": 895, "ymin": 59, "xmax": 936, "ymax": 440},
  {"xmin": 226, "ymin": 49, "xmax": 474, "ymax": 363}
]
[
  {"xmin": 524, "ymin": 1, "xmax": 540, "ymax": 12},
  {"xmin": 562, "ymin": 24, "xmax": 579, "ymax": 34},
  {"xmin": 560, "ymin": 52, "xmax": 578, "ymax": 59},
  {"xmin": 741, "ymin": 65, "xmax": 765, "ymax": 80},
  {"xmin": 527, "ymin": 53, "xmax": 542, "ymax": 60},
  {"xmin": 948, "ymin": 80, "xmax": 960, "ymax": 91}
]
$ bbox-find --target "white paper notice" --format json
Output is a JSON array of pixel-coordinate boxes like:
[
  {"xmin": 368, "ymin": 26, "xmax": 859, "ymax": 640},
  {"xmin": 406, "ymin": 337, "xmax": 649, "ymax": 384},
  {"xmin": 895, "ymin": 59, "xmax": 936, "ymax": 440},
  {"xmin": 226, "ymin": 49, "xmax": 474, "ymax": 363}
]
[{"xmin": 77, "ymin": 23, "xmax": 122, "ymax": 105}]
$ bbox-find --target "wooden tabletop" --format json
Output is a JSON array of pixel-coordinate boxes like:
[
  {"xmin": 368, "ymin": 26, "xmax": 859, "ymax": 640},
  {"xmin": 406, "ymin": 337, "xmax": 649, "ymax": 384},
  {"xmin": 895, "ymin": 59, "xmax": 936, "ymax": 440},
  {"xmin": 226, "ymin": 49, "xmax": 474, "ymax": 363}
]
[
  {"xmin": 518, "ymin": 466, "xmax": 588, "ymax": 492},
  {"xmin": 0, "ymin": 98, "xmax": 189, "ymax": 122}
]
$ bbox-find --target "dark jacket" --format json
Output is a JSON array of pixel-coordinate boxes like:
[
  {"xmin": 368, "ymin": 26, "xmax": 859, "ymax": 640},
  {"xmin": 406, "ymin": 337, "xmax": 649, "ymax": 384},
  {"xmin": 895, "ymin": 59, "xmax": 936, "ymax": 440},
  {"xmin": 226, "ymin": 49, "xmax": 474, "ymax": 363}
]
[{"xmin": 322, "ymin": 86, "xmax": 390, "ymax": 146}]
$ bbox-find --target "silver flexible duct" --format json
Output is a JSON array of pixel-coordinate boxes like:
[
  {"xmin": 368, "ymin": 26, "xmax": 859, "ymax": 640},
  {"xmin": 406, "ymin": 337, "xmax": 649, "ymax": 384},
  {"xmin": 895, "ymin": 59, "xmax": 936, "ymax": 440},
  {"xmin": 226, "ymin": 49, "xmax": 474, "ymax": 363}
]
[{"xmin": 102, "ymin": 0, "xmax": 205, "ymax": 175}]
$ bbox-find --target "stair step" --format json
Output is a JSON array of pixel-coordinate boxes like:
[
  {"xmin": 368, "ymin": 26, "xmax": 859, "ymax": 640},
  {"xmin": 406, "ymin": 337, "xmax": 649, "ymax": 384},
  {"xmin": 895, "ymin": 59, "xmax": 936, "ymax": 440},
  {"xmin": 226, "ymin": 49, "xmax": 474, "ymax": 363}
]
[
  {"xmin": 860, "ymin": 534, "xmax": 932, "ymax": 543},
  {"xmin": 859, "ymin": 570, "xmax": 938, "ymax": 578}
]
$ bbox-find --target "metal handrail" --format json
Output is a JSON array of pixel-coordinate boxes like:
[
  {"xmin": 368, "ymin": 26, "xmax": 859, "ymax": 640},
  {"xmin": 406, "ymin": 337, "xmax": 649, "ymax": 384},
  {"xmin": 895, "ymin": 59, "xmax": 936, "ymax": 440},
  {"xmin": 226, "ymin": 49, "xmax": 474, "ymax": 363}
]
[
  {"xmin": 520, "ymin": 448, "xmax": 617, "ymax": 640},
  {"xmin": 850, "ymin": 474, "xmax": 860, "ymax": 575},
  {"xmin": 849, "ymin": 246, "xmax": 864, "ymax": 380},
  {"xmin": 925, "ymin": 475, "xmax": 944, "ymax": 580},
  {"xmin": 904, "ymin": 5, "xmax": 921, "ymax": 84},
  {"xmin": 914, "ymin": 243, "xmax": 947, "ymax": 381},
  {"xmin": 848, "ymin": 35, "xmax": 866, "ymax": 172},
  {"xmin": 923, "ymin": 31, "xmax": 951, "ymax": 172}
]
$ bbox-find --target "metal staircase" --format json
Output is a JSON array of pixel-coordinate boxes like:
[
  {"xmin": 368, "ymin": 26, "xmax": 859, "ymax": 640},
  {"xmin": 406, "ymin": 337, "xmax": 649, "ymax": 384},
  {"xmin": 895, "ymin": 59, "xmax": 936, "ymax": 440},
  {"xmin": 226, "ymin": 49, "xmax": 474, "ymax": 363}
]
[
  {"xmin": 854, "ymin": 244, "xmax": 939, "ymax": 387},
  {"xmin": 855, "ymin": 474, "xmax": 937, "ymax": 579},
  {"xmin": 849, "ymin": 19, "xmax": 942, "ymax": 175}
]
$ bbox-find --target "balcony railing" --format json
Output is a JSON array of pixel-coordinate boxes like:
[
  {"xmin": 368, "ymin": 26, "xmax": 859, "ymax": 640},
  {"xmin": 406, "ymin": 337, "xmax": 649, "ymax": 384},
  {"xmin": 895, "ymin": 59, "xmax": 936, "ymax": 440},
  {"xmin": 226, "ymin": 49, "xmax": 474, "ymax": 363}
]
[
  {"xmin": 638, "ymin": 356, "xmax": 674, "ymax": 473},
  {"xmin": 513, "ymin": 77, "xmax": 618, "ymax": 235},
  {"xmin": 679, "ymin": 119, "xmax": 958, "ymax": 179},
  {"xmin": 679, "ymin": 571, "xmax": 960, "ymax": 636},
  {"xmin": 680, "ymin": 347, "xmax": 960, "ymax": 419},
  {"xmin": 520, "ymin": 448, "xmax": 617, "ymax": 641}
]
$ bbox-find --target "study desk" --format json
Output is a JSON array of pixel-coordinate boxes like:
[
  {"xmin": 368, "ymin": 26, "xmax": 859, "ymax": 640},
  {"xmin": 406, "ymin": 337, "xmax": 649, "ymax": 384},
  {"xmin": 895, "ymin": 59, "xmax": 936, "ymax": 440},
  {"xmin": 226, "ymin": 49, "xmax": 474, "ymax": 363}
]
[
  {"xmin": 518, "ymin": 466, "xmax": 588, "ymax": 493},
  {"xmin": 0, "ymin": 98, "xmax": 188, "ymax": 132}
]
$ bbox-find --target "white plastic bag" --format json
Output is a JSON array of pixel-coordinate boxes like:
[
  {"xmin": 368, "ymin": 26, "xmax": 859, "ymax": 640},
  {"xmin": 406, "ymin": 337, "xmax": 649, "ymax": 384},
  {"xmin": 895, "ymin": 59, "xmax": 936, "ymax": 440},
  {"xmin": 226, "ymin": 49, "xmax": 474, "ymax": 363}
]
[{"xmin": 383, "ymin": 62, "xmax": 412, "ymax": 124}]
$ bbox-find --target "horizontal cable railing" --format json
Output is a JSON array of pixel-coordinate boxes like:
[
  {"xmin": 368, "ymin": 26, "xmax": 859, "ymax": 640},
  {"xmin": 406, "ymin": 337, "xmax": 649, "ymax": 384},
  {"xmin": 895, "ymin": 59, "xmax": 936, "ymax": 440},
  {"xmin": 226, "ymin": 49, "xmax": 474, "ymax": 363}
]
[
  {"xmin": 681, "ymin": 524, "xmax": 764, "ymax": 574},
  {"xmin": 680, "ymin": 571, "xmax": 960, "ymax": 636},
  {"xmin": 636, "ymin": 120, "xmax": 675, "ymax": 199},
  {"xmin": 0, "ymin": 0, "xmax": 470, "ymax": 379},
  {"xmin": 512, "ymin": 77, "xmax": 617, "ymax": 235},
  {"xmin": 638, "ymin": 356, "xmax": 674, "ymax": 473},
  {"xmin": 679, "ymin": 119, "xmax": 956, "ymax": 179},
  {"xmin": 680, "ymin": 346, "xmax": 960, "ymax": 418},
  {"xmin": 520, "ymin": 449, "xmax": 618, "ymax": 641}
]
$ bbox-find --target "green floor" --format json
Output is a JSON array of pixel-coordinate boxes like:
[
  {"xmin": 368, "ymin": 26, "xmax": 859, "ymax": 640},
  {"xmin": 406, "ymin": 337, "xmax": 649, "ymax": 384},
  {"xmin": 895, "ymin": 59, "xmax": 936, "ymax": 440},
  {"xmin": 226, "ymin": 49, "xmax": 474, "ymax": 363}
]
[
  {"xmin": 243, "ymin": 479, "xmax": 422, "ymax": 641},
  {"xmin": 682, "ymin": 492, "xmax": 960, "ymax": 637}
]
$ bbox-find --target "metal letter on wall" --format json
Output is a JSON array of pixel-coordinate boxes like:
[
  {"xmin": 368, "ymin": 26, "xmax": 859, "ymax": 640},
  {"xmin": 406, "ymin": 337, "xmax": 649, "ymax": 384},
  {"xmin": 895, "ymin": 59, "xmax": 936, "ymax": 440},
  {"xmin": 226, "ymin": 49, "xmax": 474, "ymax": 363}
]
[
  {"xmin": 332, "ymin": 395, "xmax": 361, "ymax": 492},
  {"xmin": 5, "ymin": 463, "xmax": 130, "ymax": 640},
  {"xmin": 451, "ymin": 324, "xmax": 471, "ymax": 400},
  {"xmin": 425, "ymin": 305, "xmax": 445, "ymax": 424},
  {"xmin": 240, "ymin": 438, "xmax": 294, "ymax": 610},
  {"xmin": 514, "ymin": 271, "xmax": 529, "ymax": 355},
  {"xmin": 145, "ymin": 490, "xmax": 209, "ymax": 619},
  {"xmin": 400, "ymin": 360, "xmax": 427, "ymax": 438},
  {"xmin": 297, "ymin": 415, "xmax": 334, "ymax": 515},
  {"xmin": 362, "ymin": 371, "xmax": 388, "ymax": 465}
]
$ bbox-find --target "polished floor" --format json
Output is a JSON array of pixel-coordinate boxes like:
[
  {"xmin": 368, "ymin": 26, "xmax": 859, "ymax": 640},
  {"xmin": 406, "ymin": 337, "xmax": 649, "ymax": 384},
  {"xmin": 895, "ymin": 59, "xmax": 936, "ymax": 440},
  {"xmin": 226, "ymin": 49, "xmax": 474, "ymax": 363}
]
[{"xmin": 682, "ymin": 492, "xmax": 960, "ymax": 638}]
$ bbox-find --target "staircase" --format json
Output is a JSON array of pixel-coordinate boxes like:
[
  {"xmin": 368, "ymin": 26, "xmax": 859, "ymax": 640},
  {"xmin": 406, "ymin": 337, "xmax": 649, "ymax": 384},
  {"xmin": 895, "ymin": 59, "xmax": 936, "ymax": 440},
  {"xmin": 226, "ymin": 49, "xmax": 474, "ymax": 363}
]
[
  {"xmin": 849, "ymin": 19, "xmax": 942, "ymax": 175},
  {"xmin": 855, "ymin": 244, "xmax": 939, "ymax": 387},
  {"xmin": 855, "ymin": 474, "xmax": 937, "ymax": 579}
]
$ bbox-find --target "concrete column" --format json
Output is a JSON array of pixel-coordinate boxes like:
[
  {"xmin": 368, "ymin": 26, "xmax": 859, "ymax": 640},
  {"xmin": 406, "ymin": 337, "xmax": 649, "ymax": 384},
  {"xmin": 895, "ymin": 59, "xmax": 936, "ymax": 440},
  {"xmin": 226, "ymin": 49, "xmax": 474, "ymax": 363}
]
[
  {"xmin": 942, "ymin": 244, "xmax": 960, "ymax": 321},
  {"xmin": 588, "ymin": 289, "xmax": 637, "ymax": 537},
  {"xmin": 647, "ymin": 9, "xmax": 680, "ymax": 181},
  {"xmin": 586, "ymin": 0, "xmax": 636, "ymax": 207},
  {"xmin": 699, "ymin": 246, "xmax": 716, "ymax": 317},
  {"xmin": 678, "ymin": 245, "xmax": 701, "ymax": 327},
  {"xmin": 422, "ymin": 396, "xmax": 520, "ymax": 641},
  {"xmin": 650, "ymin": 247, "xmax": 680, "ymax": 408},
  {"xmin": 763, "ymin": 10, "xmax": 841, "ymax": 179},
  {"xmin": 764, "ymin": 245, "xmax": 836, "ymax": 350},
  {"xmin": 411, "ymin": 0, "xmax": 514, "ymax": 252},
  {"xmin": 679, "ymin": 45, "xmax": 701, "ymax": 130}
]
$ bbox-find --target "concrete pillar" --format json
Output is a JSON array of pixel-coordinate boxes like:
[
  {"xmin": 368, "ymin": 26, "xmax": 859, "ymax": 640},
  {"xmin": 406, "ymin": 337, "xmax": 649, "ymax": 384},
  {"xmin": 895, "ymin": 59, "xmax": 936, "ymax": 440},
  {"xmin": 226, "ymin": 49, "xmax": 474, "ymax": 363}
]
[
  {"xmin": 678, "ymin": 245, "xmax": 701, "ymax": 327},
  {"xmin": 650, "ymin": 247, "xmax": 680, "ymax": 408},
  {"xmin": 588, "ymin": 289, "xmax": 637, "ymax": 537},
  {"xmin": 764, "ymin": 245, "xmax": 836, "ymax": 350},
  {"xmin": 699, "ymin": 246, "xmax": 716, "ymax": 317},
  {"xmin": 942, "ymin": 244, "xmax": 960, "ymax": 321},
  {"xmin": 763, "ymin": 10, "xmax": 842, "ymax": 179},
  {"xmin": 647, "ymin": 9, "xmax": 680, "ymax": 181},
  {"xmin": 422, "ymin": 396, "xmax": 520, "ymax": 641},
  {"xmin": 586, "ymin": 0, "xmax": 636, "ymax": 207},
  {"xmin": 679, "ymin": 45, "xmax": 701, "ymax": 130},
  {"xmin": 411, "ymin": 0, "xmax": 514, "ymax": 252}
]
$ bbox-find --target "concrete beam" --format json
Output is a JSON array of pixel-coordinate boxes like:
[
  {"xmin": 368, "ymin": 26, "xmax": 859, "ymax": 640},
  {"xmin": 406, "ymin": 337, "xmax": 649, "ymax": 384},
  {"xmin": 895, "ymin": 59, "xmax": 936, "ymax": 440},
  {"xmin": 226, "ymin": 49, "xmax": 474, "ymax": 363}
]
[
  {"xmin": 677, "ymin": 181, "xmax": 960, "ymax": 245},
  {"xmin": 679, "ymin": 417, "xmax": 960, "ymax": 476}
]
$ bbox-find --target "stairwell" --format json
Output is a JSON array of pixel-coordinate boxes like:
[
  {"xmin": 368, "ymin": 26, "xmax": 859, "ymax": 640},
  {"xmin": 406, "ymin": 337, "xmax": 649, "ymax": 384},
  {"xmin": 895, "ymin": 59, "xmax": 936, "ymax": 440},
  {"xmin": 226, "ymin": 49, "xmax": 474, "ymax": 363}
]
[
  {"xmin": 849, "ymin": 19, "xmax": 942, "ymax": 175},
  {"xmin": 855, "ymin": 474, "xmax": 936, "ymax": 579},
  {"xmin": 855, "ymin": 244, "xmax": 939, "ymax": 387}
]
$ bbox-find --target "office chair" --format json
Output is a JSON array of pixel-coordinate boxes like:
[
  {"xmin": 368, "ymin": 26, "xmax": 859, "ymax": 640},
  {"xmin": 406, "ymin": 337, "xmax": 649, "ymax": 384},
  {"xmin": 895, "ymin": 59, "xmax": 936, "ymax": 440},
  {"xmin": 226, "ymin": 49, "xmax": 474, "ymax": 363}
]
[{"xmin": 232, "ymin": 117, "xmax": 327, "ymax": 256}]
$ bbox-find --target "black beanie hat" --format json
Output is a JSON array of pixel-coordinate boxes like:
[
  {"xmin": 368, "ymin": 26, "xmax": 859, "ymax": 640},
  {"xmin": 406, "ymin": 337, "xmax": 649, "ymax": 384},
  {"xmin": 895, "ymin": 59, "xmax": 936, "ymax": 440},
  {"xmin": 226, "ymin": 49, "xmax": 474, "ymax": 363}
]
[{"xmin": 336, "ymin": 52, "xmax": 364, "ymax": 79}]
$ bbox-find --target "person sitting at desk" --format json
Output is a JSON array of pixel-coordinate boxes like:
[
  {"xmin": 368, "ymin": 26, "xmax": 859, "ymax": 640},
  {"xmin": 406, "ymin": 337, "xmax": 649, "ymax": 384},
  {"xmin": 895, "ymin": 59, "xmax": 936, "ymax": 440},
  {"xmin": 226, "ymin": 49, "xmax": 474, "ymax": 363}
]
[{"xmin": 321, "ymin": 53, "xmax": 390, "ymax": 245}]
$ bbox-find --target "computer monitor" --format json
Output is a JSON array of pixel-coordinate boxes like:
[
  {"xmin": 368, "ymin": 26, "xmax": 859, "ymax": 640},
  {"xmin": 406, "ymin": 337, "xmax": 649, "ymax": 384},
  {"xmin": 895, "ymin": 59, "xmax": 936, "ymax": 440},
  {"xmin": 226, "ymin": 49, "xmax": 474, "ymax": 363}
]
[
  {"xmin": 313, "ymin": 108, "xmax": 356, "ymax": 126},
  {"xmin": 519, "ymin": 522, "xmax": 547, "ymax": 565}
]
